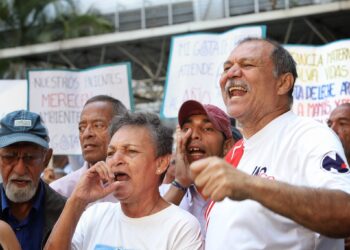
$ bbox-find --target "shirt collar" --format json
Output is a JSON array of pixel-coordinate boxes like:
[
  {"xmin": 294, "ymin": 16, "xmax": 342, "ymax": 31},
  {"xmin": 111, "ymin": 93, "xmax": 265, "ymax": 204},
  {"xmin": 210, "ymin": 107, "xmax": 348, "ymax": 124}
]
[
  {"xmin": 32, "ymin": 180, "xmax": 44, "ymax": 211},
  {"xmin": 1, "ymin": 184, "xmax": 9, "ymax": 211}
]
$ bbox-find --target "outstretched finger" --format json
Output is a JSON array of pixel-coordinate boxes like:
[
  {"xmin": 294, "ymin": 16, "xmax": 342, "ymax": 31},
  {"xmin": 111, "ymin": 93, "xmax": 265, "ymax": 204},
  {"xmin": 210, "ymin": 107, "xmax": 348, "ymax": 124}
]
[{"xmin": 178, "ymin": 128, "xmax": 191, "ymax": 154}]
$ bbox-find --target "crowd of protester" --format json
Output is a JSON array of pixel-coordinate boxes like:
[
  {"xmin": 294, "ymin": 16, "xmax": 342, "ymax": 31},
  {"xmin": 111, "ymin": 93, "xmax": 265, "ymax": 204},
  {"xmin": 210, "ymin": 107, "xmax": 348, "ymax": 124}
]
[{"xmin": 1, "ymin": 37, "xmax": 350, "ymax": 250}]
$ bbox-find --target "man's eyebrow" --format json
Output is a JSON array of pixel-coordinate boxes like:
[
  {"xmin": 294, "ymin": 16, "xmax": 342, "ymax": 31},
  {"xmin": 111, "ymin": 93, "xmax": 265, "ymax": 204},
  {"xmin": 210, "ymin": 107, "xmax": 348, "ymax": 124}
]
[
  {"xmin": 80, "ymin": 119, "xmax": 107, "ymax": 124},
  {"xmin": 223, "ymin": 57, "xmax": 258, "ymax": 66},
  {"xmin": 108, "ymin": 143, "xmax": 138, "ymax": 150},
  {"xmin": 338, "ymin": 117, "xmax": 350, "ymax": 122},
  {"xmin": 92, "ymin": 118, "xmax": 107, "ymax": 122}
]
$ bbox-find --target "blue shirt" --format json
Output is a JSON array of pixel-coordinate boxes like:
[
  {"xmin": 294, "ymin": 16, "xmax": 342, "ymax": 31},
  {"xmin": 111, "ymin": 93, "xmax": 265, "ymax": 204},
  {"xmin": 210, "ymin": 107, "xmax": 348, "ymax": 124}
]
[{"xmin": 1, "ymin": 181, "xmax": 45, "ymax": 250}]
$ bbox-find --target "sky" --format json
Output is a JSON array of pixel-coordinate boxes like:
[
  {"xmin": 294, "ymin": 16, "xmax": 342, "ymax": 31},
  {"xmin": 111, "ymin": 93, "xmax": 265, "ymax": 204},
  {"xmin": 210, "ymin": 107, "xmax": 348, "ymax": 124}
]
[{"xmin": 77, "ymin": 0, "xmax": 188, "ymax": 14}]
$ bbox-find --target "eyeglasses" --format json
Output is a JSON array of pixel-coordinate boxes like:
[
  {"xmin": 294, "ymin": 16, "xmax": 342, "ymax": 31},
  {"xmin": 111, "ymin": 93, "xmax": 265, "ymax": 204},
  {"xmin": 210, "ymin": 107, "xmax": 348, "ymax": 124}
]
[{"xmin": 0, "ymin": 152, "xmax": 45, "ymax": 166}]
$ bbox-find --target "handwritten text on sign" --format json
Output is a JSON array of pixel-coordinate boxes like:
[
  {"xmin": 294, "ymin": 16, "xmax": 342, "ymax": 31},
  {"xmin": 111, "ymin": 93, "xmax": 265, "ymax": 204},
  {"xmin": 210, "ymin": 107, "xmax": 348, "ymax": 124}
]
[
  {"xmin": 286, "ymin": 41, "xmax": 350, "ymax": 123},
  {"xmin": 28, "ymin": 63, "xmax": 132, "ymax": 154}
]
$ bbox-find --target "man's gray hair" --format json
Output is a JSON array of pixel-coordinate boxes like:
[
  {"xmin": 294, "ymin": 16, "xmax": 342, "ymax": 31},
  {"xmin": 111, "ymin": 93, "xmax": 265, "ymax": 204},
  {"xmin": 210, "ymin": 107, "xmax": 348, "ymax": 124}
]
[{"xmin": 109, "ymin": 112, "xmax": 173, "ymax": 157}]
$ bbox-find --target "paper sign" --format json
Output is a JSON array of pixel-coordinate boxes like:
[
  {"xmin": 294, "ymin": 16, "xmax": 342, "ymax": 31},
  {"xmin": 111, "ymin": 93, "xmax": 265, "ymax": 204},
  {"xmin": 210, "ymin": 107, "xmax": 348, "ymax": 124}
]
[
  {"xmin": 0, "ymin": 80, "xmax": 27, "ymax": 118},
  {"xmin": 28, "ymin": 63, "xmax": 133, "ymax": 154},
  {"xmin": 286, "ymin": 40, "xmax": 350, "ymax": 123}
]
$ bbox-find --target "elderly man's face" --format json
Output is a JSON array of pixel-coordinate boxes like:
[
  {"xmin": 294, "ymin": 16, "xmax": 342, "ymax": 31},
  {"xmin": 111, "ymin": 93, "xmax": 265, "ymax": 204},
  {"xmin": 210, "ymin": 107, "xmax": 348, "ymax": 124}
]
[
  {"xmin": 0, "ymin": 142, "xmax": 49, "ymax": 202},
  {"xmin": 79, "ymin": 101, "xmax": 114, "ymax": 165},
  {"xmin": 219, "ymin": 40, "xmax": 280, "ymax": 125}
]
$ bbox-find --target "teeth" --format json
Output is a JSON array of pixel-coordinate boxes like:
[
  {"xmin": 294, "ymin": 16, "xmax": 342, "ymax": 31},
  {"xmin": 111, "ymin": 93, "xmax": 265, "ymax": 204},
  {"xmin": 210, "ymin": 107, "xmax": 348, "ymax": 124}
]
[
  {"xmin": 189, "ymin": 147, "xmax": 200, "ymax": 152},
  {"xmin": 229, "ymin": 86, "xmax": 246, "ymax": 92}
]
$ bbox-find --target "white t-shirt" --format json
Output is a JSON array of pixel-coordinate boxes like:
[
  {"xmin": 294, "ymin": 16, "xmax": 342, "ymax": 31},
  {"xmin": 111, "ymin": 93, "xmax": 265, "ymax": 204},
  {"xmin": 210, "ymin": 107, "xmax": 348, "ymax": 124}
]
[
  {"xmin": 72, "ymin": 202, "xmax": 203, "ymax": 250},
  {"xmin": 159, "ymin": 184, "xmax": 209, "ymax": 238},
  {"xmin": 206, "ymin": 111, "xmax": 350, "ymax": 250}
]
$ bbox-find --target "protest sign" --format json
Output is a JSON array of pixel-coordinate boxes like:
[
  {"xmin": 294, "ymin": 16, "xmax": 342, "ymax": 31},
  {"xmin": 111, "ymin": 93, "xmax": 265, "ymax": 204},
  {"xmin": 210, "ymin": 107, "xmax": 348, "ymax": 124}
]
[
  {"xmin": 286, "ymin": 40, "xmax": 350, "ymax": 123},
  {"xmin": 0, "ymin": 80, "xmax": 27, "ymax": 118},
  {"xmin": 161, "ymin": 26, "xmax": 266, "ymax": 118},
  {"xmin": 28, "ymin": 63, "xmax": 133, "ymax": 155}
]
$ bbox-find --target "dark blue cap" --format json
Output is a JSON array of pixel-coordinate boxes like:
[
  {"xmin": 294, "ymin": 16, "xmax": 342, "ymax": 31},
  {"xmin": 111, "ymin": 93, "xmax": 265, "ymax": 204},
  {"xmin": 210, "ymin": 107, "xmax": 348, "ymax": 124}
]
[
  {"xmin": 0, "ymin": 110, "xmax": 49, "ymax": 148},
  {"xmin": 231, "ymin": 126, "xmax": 243, "ymax": 142}
]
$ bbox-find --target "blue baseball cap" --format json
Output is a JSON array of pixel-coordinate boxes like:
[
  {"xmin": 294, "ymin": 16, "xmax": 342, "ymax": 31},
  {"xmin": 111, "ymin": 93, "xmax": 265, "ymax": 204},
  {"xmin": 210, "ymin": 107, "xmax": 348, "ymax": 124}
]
[{"xmin": 0, "ymin": 110, "xmax": 49, "ymax": 148}]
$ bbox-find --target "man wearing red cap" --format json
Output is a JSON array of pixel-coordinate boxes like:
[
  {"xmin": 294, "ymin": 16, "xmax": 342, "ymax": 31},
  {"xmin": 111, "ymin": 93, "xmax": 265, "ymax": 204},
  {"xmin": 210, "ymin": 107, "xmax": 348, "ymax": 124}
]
[{"xmin": 163, "ymin": 100, "xmax": 237, "ymax": 237}]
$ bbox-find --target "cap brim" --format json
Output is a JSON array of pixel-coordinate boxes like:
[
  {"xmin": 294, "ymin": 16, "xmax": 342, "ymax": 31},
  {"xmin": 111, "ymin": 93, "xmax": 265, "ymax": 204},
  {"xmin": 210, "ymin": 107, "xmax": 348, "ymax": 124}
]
[
  {"xmin": 178, "ymin": 100, "xmax": 208, "ymax": 126},
  {"xmin": 0, "ymin": 133, "xmax": 49, "ymax": 149}
]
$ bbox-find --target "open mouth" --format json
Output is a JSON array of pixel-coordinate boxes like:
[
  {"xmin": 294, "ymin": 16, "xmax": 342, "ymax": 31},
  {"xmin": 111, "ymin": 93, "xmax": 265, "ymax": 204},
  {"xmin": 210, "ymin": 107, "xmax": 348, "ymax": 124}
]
[
  {"xmin": 187, "ymin": 146, "xmax": 206, "ymax": 157},
  {"xmin": 114, "ymin": 171, "xmax": 130, "ymax": 182},
  {"xmin": 228, "ymin": 86, "xmax": 248, "ymax": 97}
]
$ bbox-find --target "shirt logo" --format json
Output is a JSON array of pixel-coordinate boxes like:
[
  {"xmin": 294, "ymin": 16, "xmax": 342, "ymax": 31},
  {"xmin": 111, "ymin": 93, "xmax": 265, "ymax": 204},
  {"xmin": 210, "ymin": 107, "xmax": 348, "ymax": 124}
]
[
  {"xmin": 94, "ymin": 244, "xmax": 132, "ymax": 250},
  {"xmin": 251, "ymin": 166, "xmax": 275, "ymax": 180},
  {"xmin": 321, "ymin": 152, "xmax": 349, "ymax": 174}
]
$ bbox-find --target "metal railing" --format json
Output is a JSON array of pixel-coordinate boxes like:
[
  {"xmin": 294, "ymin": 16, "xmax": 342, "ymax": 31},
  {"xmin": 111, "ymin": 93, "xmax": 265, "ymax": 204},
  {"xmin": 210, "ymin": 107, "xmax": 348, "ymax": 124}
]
[{"xmin": 106, "ymin": 0, "xmax": 343, "ymax": 32}]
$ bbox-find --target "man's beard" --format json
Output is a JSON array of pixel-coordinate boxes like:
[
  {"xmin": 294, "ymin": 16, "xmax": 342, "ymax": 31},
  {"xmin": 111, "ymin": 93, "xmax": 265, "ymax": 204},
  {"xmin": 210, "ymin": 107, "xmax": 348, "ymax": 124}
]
[{"xmin": 4, "ymin": 174, "xmax": 37, "ymax": 203}]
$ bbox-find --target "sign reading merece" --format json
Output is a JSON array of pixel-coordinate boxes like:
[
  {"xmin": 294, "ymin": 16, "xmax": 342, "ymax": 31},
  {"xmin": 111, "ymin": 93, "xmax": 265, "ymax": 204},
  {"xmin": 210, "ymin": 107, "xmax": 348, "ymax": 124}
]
[{"xmin": 28, "ymin": 63, "xmax": 133, "ymax": 154}]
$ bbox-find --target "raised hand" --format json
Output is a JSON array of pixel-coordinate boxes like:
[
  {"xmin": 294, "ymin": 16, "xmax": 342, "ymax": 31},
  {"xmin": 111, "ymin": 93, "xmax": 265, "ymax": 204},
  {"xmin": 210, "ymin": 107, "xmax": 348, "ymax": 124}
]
[
  {"xmin": 71, "ymin": 161, "xmax": 119, "ymax": 205},
  {"xmin": 174, "ymin": 126, "xmax": 193, "ymax": 188}
]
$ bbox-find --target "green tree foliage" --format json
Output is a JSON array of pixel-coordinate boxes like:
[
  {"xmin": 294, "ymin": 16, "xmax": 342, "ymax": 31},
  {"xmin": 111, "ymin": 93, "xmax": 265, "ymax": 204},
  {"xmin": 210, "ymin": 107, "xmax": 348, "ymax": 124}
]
[
  {"xmin": 0, "ymin": 0, "xmax": 113, "ymax": 77},
  {"xmin": 0, "ymin": 0, "xmax": 113, "ymax": 48}
]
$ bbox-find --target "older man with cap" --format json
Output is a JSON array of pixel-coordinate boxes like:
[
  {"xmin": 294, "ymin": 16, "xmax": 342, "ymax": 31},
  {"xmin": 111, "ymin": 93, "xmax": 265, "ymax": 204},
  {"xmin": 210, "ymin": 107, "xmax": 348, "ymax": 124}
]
[
  {"xmin": 0, "ymin": 110, "xmax": 66, "ymax": 250},
  {"xmin": 163, "ymin": 100, "xmax": 236, "ymax": 237}
]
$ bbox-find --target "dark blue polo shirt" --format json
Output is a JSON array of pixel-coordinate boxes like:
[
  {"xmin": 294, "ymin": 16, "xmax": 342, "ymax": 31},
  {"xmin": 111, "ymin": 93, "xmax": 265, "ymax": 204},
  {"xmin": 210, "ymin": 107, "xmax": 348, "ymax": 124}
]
[{"xmin": 1, "ymin": 181, "xmax": 44, "ymax": 250}]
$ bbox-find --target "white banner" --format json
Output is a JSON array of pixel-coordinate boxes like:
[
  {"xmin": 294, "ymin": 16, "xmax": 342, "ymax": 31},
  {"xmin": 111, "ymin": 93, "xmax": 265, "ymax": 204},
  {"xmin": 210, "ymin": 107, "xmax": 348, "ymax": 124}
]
[
  {"xmin": 286, "ymin": 40, "xmax": 350, "ymax": 123},
  {"xmin": 28, "ymin": 63, "xmax": 133, "ymax": 155},
  {"xmin": 161, "ymin": 26, "xmax": 266, "ymax": 118},
  {"xmin": 0, "ymin": 80, "xmax": 27, "ymax": 118}
]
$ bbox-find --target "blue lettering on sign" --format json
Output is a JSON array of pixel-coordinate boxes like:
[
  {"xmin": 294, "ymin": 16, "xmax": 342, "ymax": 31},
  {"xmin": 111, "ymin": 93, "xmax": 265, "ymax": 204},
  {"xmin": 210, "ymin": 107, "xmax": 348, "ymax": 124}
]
[
  {"xmin": 293, "ymin": 83, "xmax": 336, "ymax": 100},
  {"xmin": 340, "ymin": 81, "xmax": 350, "ymax": 95},
  {"xmin": 305, "ymin": 83, "xmax": 335, "ymax": 100},
  {"xmin": 293, "ymin": 85, "xmax": 304, "ymax": 100}
]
